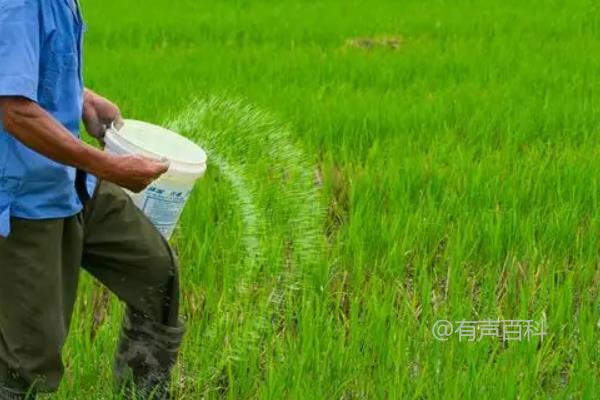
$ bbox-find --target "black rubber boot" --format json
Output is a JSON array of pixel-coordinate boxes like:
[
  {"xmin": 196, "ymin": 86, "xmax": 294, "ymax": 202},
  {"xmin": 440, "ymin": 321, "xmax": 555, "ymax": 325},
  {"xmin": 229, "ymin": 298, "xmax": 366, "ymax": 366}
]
[
  {"xmin": 0, "ymin": 387, "xmax": 32, "ymax": 400},
  {"xmin": 114, "ymin": 309, "xmax": 186, "ymax": 400}
]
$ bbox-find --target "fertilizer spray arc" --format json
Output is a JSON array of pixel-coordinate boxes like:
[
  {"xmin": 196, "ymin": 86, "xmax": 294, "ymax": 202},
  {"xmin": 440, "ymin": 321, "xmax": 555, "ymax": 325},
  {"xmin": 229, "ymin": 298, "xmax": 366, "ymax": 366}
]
[
  {"xmin": 167, "ymin": 96, "xmax": 325, "ymax": 378},
  {"xmin": 88, "ymin": 96, "xmax": 324, "ymax": 386}
]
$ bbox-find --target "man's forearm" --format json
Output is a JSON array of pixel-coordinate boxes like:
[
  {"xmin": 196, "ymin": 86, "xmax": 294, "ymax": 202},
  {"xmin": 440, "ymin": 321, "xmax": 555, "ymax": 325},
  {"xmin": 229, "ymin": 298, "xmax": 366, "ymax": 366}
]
[{"xmin": 1, "ymin": 97, "xmax": 113, "ymax": 178}]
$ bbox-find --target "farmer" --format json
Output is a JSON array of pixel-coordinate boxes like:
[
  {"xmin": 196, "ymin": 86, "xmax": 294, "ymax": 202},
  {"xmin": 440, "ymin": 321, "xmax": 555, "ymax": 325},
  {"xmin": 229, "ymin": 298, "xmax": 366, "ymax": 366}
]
[{"xmin": 0, "ymin": 1, "xmax": 185, "ymax": 399}]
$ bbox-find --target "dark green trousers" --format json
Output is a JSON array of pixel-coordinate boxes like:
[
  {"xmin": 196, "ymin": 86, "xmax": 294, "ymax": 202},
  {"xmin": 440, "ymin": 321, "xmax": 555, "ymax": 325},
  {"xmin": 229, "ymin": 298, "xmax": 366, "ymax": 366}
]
[{"xmin": 0, "ymin": 181, "xmax": 181, "ymax": 394}]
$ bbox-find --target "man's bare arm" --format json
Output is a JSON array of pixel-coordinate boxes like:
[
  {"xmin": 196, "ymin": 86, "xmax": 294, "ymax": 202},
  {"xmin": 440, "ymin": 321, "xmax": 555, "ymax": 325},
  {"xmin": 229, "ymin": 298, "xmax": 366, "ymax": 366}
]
[{"xmin": 0, "ymin": 96, "xmax": 167, "ymax": 192}]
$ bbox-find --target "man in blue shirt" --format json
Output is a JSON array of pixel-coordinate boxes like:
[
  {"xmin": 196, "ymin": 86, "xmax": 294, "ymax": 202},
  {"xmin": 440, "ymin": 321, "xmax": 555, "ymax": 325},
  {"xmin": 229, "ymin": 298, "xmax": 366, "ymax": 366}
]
[{"xmin": 0, "ymin": 1, "xmax": 185, "ymax": 399}]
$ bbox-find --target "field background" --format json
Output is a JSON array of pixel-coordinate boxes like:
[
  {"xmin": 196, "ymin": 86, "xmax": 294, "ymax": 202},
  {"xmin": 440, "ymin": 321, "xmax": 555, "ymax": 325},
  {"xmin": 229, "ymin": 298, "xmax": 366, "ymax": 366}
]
[{"xmin": 54, "ymin": 0, "xmax": 600, "ymax": 398}]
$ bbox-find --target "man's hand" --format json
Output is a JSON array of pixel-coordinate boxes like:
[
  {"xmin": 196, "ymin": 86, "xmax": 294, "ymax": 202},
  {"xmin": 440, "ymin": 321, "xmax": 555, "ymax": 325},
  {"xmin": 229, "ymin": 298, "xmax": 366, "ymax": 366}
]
[
  {"xmin": 1, "ymin": 96, "xmax": 167, "ymax": 193},
  {"xmin": 82, "ymin": 89, "xmax": 121, "ymax": 143},
  {"xmin": 102, "ymin": 154, "xmax": 170, "ymax": 193}
]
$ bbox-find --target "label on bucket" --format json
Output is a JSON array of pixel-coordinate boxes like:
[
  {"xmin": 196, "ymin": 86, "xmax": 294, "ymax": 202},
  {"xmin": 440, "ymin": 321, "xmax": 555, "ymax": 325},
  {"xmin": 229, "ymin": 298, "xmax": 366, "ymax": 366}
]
[{"xmin": 139, "ymin": 186, "xmax": 191, "ymax": 239}]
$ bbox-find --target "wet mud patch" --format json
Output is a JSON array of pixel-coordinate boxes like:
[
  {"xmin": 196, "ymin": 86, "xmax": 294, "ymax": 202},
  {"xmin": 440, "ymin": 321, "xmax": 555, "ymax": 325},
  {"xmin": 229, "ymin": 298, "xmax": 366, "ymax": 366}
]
[{"xmin": 344, "ymin": 35, "xmax": 403, "ymax": 51}]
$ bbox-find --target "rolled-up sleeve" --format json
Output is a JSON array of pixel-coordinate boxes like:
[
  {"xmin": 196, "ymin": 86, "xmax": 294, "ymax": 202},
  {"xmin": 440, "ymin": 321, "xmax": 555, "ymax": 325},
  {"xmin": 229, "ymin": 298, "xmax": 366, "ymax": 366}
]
[{"xmin": 0, "ymin": 0, "xmax": 40, "ymax": 102}]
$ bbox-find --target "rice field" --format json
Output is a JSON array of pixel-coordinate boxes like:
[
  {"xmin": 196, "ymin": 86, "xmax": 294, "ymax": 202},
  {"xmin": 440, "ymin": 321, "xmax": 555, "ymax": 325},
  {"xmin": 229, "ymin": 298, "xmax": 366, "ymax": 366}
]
[{"xmin": 53, "ymin": 0, "xmax": 600, "ymax": 398}]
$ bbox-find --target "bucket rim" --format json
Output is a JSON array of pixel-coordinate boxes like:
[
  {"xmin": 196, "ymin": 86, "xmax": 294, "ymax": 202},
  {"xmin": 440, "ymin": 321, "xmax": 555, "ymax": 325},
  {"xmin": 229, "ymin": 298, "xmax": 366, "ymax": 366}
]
[{"xmin": 105, "ymin": 120, "xmax": 207, "ymax": 177}]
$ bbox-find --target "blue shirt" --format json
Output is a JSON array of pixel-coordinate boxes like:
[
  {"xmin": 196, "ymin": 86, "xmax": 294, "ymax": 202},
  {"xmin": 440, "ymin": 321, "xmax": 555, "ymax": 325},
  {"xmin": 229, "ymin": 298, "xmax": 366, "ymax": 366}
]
[{"xmin": 0, "ymin": 0, "xmax": 94, "ymax": 237}]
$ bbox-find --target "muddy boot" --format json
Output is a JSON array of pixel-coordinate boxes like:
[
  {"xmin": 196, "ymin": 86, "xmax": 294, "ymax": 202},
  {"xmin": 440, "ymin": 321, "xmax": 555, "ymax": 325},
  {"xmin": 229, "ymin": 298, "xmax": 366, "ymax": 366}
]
[
  {"xmin": 114, "ymin": 310, "xmax": 185, "ymax": 400},
  {"xmin": 0, "ymin": 387, "xmax": 32, "ymax": 400}
]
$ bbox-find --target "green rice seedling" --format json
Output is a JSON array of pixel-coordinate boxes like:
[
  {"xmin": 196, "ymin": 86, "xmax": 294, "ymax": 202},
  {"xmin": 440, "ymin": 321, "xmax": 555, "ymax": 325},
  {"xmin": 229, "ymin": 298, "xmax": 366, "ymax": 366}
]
[{"xmin": 48, "ymin": 0, "xmax": 600, "ymax": 398}]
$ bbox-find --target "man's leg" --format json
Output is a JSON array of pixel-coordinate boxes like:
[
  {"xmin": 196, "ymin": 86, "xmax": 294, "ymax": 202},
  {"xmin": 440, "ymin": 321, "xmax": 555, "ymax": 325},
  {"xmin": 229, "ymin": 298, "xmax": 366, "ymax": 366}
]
[
  {"xmin": 0, "ymin": 216, "xmax": 83, "ymax": 399},
  {"xmin": 81, "ymin": 181, "xmax": 184, "ymax": 399}
]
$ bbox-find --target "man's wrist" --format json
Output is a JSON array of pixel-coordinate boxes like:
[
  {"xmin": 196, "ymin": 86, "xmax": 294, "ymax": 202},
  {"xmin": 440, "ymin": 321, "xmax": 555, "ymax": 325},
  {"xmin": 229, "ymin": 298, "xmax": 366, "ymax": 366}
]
[{"xmin": 80, "ymin": 145, "xmax": 116, "ymax": 181}]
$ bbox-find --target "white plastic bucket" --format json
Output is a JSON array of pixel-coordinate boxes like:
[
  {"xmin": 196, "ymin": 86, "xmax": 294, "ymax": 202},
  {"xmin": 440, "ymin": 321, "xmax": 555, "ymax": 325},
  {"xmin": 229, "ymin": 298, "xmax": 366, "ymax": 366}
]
[{"xmin": 104, "ymin": 119, "xmax": 207, "ymax": 239}]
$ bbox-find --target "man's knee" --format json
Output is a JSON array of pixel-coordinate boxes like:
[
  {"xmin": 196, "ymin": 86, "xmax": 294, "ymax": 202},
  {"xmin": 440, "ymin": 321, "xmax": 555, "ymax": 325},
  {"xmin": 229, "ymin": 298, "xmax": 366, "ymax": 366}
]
[
  {"xmin": 143, "ymin": 245, "xmax": 178, "ymax": 289},
  {"xmin": 131, "ymin": 243, "xmax": 180, "ymax": 325}
]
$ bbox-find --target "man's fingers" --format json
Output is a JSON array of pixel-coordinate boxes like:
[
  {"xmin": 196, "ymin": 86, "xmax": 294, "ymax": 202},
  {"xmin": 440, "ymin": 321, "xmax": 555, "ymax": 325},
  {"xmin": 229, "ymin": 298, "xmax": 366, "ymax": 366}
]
[
  {"xmin": 84, "ymin": 117, "xmax": 103, "ymax": 138},
  {"xmin": 113, "ymin": 114, "xmax": 124, "ymax": 130},
  {"xmin": 136, "ymin": 155, "xmax": 169, "ymax": 177},
  {"xmin": 154, "ymin": 160, "xmax": 170, "ymax": 176}
]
